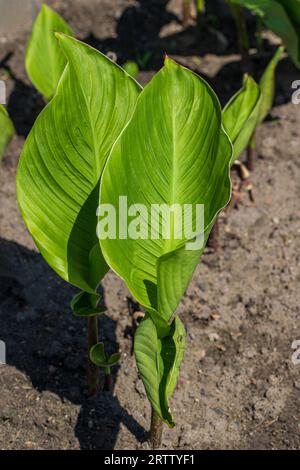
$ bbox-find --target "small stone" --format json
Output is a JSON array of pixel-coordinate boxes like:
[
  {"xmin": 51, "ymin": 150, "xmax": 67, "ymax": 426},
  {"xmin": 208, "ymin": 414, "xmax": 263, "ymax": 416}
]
[
  {"xmin": 135, "ymin": 379, "xmax": 146, "ymax": 397},
  {"xmin": 198, "ymin": 349, "xmax": 206, "ymax": 361},
  {"xmin": 208, "ymin": 332, "xmax": 220, "ymax": 342}
]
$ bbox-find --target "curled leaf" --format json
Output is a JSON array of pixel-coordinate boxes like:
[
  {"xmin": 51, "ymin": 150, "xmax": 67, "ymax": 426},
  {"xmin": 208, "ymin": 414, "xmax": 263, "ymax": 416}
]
[
  {"xmin": 258, "ymin": 46, "xmax": 284, "ymax": 125},
  {"xmin": 223, "ymin": 74, "xmax": 261, "ymax": 164},
  {"xmin": 134, "ymin": 315, "xmax": 186, "ymax": 427},
  {"xmin": 70, "ymin": 291, "xmax": 106, "ymax": 317},
  {"xmin": 90, "ymin": 342, "xmax": 121, "ymax": 368}
]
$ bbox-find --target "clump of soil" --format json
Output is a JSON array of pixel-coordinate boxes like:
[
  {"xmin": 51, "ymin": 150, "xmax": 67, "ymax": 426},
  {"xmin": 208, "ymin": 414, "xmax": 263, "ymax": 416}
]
[{"xmin": 1, "ymin": 0, "xmax": 300, "ymax": 450}]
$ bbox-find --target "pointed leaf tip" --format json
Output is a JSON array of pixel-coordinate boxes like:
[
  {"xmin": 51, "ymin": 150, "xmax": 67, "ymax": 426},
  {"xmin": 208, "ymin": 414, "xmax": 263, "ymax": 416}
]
[{"xmin": 164, "ymin": 55, "xmax": 178, "ymax": 68}]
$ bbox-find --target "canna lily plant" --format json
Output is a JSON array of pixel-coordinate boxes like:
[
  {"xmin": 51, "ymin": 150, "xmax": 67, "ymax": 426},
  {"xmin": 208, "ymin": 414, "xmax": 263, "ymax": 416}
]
[
  {"xmin": 0, "ymin": 104, "xmax": 14, "ymax": 162},
  {"xmin": 99, "ymin": 58, "xmax": 232, "ymax": 447},
  {"xmin": 25, "ymin": 4, "xmax": 74, "ymax": 101},
  {"xmin": 17, "ymin": 34, "xmax": 142, "ymax": 394}
]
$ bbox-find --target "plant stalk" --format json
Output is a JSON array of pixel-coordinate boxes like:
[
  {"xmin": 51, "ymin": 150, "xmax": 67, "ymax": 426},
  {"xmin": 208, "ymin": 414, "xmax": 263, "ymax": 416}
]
[
  {"xmin": 228, "ymin": 2, "xmax": 250, "ymax": 71},
  {"xmin": 150, "ymin": 408, "xmax": 163, "ymax": 449},
  {"xmin": 104, "ymin": 366, "xmax": 113, "ymax": 392},
  {"xmin": 87, "ymin": 315, "xmax": 99, "ymax": 395}
]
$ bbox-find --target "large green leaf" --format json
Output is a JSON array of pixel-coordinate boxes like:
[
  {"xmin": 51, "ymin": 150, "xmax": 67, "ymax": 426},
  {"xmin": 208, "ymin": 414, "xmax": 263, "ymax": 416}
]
[
  {"xmin": 17, "ymin": 35, "xmax": 141, "ymax": 293},
  {"xmin": 0, "ymin": 104, "xmax": 14, "ymax": 161},
  {"xmin": 134, "ymin": 314, "xmax": 186, "ymax": 427},
  {"xmin": 25, "ymin": 4, "xmax": 74, "ymax": 100},
  {"xmin": 223, "ymin": 75, "xmax": 261, "ymax": 164},
  {"xmin": 257, "ymin": 46, "xmax": 284, "ymax": 125},
  {"xmin": 230, "ymin": 0, "xmax": 300, "ymax": 68},
  {"xmin": 100, "ymin": 58, "xmax": 232, "ymax": 320}
]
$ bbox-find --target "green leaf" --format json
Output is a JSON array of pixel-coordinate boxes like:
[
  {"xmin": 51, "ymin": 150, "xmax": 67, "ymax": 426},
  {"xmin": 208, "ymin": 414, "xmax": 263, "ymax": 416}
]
[
  {"xmin": 134, "ymin": 314, "xmax": 186, "ymax": 427},
  {"xmin": 25, "ymin": 4, "xmax": 74, "ymax": 100},
  {"xmin": 0, "ymin": 104, "xmax": 14, "ymax": 161},
  {"xmin": 257, "ymin": 46, "xmax": 284, "ymax": 125},
  {"xmin": 107, "ymin": 352, "xmax": 122, "ymax": 366},
  {"xmin": 90, "ymin": 342, "xmax": 107, "ymax": 366},
  {"xmin": 70, "ymin": 290, "xmax": 106, "ymax": 317},
  {"xmin": 17, "ymin": 35, "xmax": 141, "ymax": 293},
  {"xmin": 100, "ymin": 57, "xmax": 232, "ymax": 320},
  {"xmin": 230, "ymin": 0, "xmax": 300, "ymax": 68},
  {"xmin": 90, "ymin": 342, "xmax": 121, "ymax": 368},
  {"xmin": 222, "ymin": 74, "xmax": 261, "ymax": 164}
]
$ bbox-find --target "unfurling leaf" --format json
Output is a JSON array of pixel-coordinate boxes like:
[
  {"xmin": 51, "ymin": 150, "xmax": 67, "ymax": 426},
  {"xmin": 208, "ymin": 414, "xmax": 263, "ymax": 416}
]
[
  {"xmin": 17, "ymin": 35, "xmax": 141, "ymax": 294},
  {"xmin": 90, "ymin": 342, "xmax": 121, "ymax": 368},
  {"xmin": 223, "ymin": 74, "xmax": 261, "ymax": 164},
  {"xmin": 134, "ymin": 315, "xmax": 186, "ymax": 427},
  {"xmin": 100, "ymin": 58, "xmax": 232, "ymax": 425},
  {"xmin": 257, "ymin": 46, "xmax": 284, "ymax": 125},
  {"xmin": 25, "ymin": 4, "xmax": 74, "ymax": 100},
  {"xmin": 0, "ymin": 104, "xmax": 14, "ymax": 161}
]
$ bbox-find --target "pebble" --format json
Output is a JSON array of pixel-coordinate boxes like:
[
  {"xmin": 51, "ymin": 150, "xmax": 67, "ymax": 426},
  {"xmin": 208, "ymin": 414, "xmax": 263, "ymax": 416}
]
[{"xmin": 208, "ymin": 332, "xmax": 220, "ymax": 342}]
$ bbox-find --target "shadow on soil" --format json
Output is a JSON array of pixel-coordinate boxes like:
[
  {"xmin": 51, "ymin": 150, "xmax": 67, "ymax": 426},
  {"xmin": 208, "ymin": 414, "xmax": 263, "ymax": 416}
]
[{"xmin": 0, "ymin": 238, "xmax": 147, "ymax": 449}]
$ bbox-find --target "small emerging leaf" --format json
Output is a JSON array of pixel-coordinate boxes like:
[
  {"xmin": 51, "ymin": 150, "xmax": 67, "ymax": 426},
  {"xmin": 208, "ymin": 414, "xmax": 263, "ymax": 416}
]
[
  {"xmin": 90, "ymin": 342, "xmax": 121, "ymax": 368},
  {"xmin": 0, "ymin": 104, "xmax": 14, "ymax": 161},
  {"xmin": 70, "ymin": 291, "xmax": 106, "ymax": 317},
  {"xmin": 107, "ymin": 353, "xmax": 122, "ymax": 366},
  {"xmin": 25, "ymin": 4, "xmax": 74, "ymax": 100}
]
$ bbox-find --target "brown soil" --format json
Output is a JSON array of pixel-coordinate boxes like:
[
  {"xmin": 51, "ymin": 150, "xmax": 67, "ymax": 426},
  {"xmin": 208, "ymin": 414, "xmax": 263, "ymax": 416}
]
[{"xmin": 1, "ymin": 0, "xmax": 300, "ymax": 450}]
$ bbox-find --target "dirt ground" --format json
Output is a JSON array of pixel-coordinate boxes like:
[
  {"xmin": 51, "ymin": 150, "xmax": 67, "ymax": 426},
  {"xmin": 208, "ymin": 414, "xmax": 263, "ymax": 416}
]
[{"xmin": 1, "ymin": 0, "xmax": 300, "ymax": 450}]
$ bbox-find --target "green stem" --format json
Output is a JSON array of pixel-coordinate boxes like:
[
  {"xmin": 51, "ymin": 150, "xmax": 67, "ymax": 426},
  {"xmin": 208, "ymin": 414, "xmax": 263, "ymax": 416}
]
[
  {"xmin": 150, "ymin": 408, "xmax": 163, "ymax": 449},
  {"xmin": 87, "ymin": 315, "xmax": 99, "ymax": 395},
  {"xmin": 228, "ymin": 3, "xmax": 250, "ymax": 70},
  {"xmin": 104, "ymin": 366, "xmax": 113, "ymax": 392}
]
